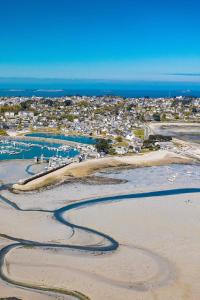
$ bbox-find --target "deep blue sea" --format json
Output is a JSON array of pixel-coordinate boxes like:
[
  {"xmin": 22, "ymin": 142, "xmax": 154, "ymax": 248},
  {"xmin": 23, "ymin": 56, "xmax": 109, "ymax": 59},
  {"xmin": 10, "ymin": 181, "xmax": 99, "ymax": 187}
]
[
  {"xmin": 0, "ymin": 79, "xmax": 199, "ymax": 97},
  {"xmin": 0, "ymin": 89, "xmax": 200, "ymax": 98}
]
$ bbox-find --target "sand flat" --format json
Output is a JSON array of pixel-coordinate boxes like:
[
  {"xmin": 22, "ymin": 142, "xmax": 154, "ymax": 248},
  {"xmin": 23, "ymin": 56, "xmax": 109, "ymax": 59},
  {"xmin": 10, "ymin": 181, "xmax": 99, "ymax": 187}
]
[
  {"xmin": 1, "ymin": 160, "xmax": 200, "ymax": 299},
  {"xmin": 4, "ymin": 192, "xmax": 200, "ymax": 300}
]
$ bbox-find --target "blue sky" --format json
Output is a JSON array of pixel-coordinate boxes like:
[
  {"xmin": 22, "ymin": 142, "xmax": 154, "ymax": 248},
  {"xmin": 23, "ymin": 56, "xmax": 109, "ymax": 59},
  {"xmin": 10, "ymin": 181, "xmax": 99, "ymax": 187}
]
[{"xmin": 0, "ymin": 0, "xmax": 200, "ymax": 81}]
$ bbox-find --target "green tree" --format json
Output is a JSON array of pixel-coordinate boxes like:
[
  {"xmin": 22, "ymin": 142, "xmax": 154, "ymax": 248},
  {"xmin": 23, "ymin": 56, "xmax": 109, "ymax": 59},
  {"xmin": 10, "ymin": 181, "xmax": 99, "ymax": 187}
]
[
  {"xmin": 95, "ymin": 139, "xmax": 112, "ymax": 154},
  {"xmin": 115, "ymin": 136, "xmax": 123, "ymax": 142},
  {"xmin": 161, "ymin": 113, "xmax": 167, "ymax": 121},
  {"xmin": 0, "ymin": 129, "xmax": 7, "ymax": 136},
  {"xmin": 152, "ymin": 113, "xmax": 161, "ymax": 122},
  {"xmin": 66, "ymin": 115, "xmax": 75, "ymax": 122}
]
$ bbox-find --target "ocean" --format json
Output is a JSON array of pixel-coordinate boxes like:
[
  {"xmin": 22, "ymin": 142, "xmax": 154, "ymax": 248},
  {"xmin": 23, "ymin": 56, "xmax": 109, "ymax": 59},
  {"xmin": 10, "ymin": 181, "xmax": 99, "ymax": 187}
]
[
  {"xmin": 0, "ymin": 79, "xmax": 200, "ymax": 97},
  {"xmin": 1, "ymin": 89, "xmax": 200, "ymax": 98}
]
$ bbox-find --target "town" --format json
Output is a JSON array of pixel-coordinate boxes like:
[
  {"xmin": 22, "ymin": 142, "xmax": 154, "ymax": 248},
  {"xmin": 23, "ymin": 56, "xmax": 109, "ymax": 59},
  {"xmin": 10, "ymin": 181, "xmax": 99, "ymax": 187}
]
[{"xmin": 0, "ymin": 95, "xmax": 200, "ymax": 155}]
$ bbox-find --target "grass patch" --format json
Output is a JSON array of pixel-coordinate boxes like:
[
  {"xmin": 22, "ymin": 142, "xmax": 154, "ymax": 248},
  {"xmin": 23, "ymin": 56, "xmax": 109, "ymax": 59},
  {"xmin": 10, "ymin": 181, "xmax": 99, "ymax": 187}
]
[
  {"xmin": 0, "ymin": 129, "xmax": 8, "ymax": 136},
  {"xmin": 134, "ymin": 129, "xmax": 145, "ymax": 140},
  {"xmin": 115, "ymin": 141, "xmax": 129, "ymax": 147}
]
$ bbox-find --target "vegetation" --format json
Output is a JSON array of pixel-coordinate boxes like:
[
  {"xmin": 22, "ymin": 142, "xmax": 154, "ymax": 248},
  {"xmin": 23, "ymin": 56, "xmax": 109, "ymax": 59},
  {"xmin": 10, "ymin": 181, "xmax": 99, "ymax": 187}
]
[
  {"xmin": 152, "ymin": 113, "xmax": 161, "ymax": 122},
  {"xmin": 161, "ymin": 113, "xmax": 167, "ymax": 121},
  {"xmin": 0, "ymin": 129, "xmax": 7, "ymax": 135},
  {"xmin": 134, "ymin": 129, "xmax": 145, "ymax": 140},
  {"xmin": 143, "ymin": 142, "xmax": 160, "ymax": 151},
  {"xmin": 0, "ymin": 298, "xmax": 22, "ymax": 300},
  {"xmin": 115, "ymin": 136, "xmax": 123, "ymax": 142},
  {"xmin": 148, "ymin": 135, "xmax": 172, "ymax": 142},
  {"xmin": 174, "ymin": 114, "xmax": 180, "ymax": 120},
  {"xmin": 95, "ymin": 138, "xmax": 112, "ymax": 154},
  {"xmin": 143, "ymin": 134, "xmax": 172, "ymax": 151},
  {"xmin": 115, "ymin": 141, "xmax": 129, "ymax": 147},
  {"xmin": 20, "ymin": 100, "xmax": 32, "ymax": 110},
  {"xmin": 78, "ymin": 100, "xmax": 89, "ymax": 107},
  {"xmin": 64, "ymin": 99, "xmax": 72, "ymax": 106},
  {"xmin": 0, "ymin": 104, "xmax": 21, "ymax": 113},
  {"xmin": 66, "ymin": 114, "xmax": 75, "ymax": 122}
]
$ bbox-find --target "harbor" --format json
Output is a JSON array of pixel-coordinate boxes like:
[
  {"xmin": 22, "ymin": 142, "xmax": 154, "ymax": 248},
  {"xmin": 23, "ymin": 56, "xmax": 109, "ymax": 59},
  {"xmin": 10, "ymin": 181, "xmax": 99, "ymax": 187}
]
[
  {"xmin": 0, "ymin": 135, "xmax": 98, "ymax": 163},
  {"xmin": 0, "ymin": 138, "xmax": 79, "ymax": 160}
]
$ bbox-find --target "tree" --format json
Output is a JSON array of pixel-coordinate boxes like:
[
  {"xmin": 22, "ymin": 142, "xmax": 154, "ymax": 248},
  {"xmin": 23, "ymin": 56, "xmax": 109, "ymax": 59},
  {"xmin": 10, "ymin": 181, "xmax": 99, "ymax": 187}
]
[
  {"xmin": 161, "ymin": 113, "xmax": 167, "ymax": 121},
  {"xmin": 95, "ymin": 139, "xmax": 112, "ymax": 154},
  {"xmin": 64, "ymin": 99, "xmax": 72, "ymax": 106},
  {"xmin": 152, "ymin": 113, "xmax": 161, "ymax": 122},
  {"xmin": 0, "ymin": 129, "xmax": 7, "ymax": 136},
  {"xmin": 115, "ymin": 136, "xmax": 123, "ymax": 142},
  {"xmin": 20, "ymin": 101, "xmax": 32, "ymax": 110},
  {"xmin": 192, "ymin": 107, "xmax": 197, "ymax": 113},
  {"xmin": 66, "ymin": 115, "xmax": 75, "ymax": 122}
]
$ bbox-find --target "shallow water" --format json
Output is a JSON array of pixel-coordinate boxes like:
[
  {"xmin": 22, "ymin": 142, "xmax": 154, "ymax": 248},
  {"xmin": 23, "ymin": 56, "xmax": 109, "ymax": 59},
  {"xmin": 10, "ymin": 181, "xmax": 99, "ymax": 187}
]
[{"xmin": 97, "ymin": 164, "xmax": 200, "ymax": 188}]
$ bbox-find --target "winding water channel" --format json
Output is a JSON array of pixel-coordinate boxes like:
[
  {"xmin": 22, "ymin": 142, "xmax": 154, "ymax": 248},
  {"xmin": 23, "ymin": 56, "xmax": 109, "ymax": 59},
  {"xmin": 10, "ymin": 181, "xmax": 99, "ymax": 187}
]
[{"xmin": 0, "ymin": 163, "xmax": 200, "ymax": 299}]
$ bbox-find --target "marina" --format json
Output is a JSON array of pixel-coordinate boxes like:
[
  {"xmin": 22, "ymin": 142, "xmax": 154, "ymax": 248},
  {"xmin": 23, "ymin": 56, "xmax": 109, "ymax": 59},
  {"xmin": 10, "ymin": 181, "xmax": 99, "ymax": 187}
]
[
  {"xmin": 25, "ymin": 132, "xmax": 97, "ymax": 145},
  {"xmin": 0, "ymin": 139, "xmax": 79, "ymax": 160}
]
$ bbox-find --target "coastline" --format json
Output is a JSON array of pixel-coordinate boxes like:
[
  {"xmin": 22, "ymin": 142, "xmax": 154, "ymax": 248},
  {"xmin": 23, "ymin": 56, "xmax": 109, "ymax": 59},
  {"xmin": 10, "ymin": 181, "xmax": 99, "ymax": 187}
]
[
  {"xmin": 1, "ymin": 134, "xmax": 83, "ymax": 147},
  {"xmin": 12, "ymin": 150, "xmax": 193, "ymax": 192},
  {"xmin": 1, "ymin": 124, "xmax": 200, "ymax": 299}
]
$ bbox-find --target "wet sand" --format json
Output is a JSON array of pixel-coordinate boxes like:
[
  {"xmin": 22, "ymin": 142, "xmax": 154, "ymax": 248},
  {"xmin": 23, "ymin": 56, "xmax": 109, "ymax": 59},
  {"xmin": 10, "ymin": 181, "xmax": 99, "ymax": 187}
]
[
  {"xmin": 0, "ymin": 159, "xmax": 200, "ymax": 299},
  {"xmin": 149, "ymin": 122, "xmax": 200, "ymax": 144},
  {"xmin": 2, "ymin": 189, "xmax": 200, "ymax": 300}
]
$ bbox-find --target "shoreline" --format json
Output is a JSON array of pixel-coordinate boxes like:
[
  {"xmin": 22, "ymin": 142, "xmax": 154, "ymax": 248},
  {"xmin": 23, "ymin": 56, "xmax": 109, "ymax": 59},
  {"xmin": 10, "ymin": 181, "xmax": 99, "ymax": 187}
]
[
  {"xmin": 12, "ymin": 150, "xmax": 194, "ymax": 192},
  {"xmin": 0, "ymin": 134, "xmax": 83, "ymax": 147}
]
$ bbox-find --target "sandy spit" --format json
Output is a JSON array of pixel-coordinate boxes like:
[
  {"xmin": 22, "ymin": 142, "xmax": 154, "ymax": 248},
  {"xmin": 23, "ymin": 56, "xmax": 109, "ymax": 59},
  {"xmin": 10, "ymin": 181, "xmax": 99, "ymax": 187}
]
[{"xmin": 12, "ymin": 151, "xmax": 193, "ymax": 191}]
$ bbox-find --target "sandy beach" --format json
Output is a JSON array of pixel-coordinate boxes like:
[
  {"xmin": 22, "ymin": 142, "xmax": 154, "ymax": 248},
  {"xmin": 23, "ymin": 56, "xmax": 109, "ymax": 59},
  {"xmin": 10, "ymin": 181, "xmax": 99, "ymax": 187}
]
[{"xmin": 12, "ymin": 150, "xmax": 193, "ymax": 192}]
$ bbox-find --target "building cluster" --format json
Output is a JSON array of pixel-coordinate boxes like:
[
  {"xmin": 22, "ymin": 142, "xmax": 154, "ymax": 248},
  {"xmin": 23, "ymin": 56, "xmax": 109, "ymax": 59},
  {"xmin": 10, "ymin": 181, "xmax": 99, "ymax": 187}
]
[{"xmin": 1, "ymin": 95, "xmax": 200, "ymax": 154}]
